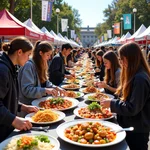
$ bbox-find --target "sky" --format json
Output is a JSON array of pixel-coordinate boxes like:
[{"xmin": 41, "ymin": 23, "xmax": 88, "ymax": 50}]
[{"xmin": 63, "ymin": 0, "xmax": 113, "ymax": 27}]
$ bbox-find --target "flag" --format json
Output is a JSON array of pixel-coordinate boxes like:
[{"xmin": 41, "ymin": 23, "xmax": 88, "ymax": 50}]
[
  {"xmin": 41, "ymin": 0, "xmax": 53, "ymax": 22},
  {"xmin": 123, "ymin": 14, "xmax": 132, "ymax": 30},
  {"xmin": 71, "ymin": 30, "xmax": 75, "ymax": 38},
  {"xmin": 74, "ymin": 34, "xmax": 77, "ymax": 40},
  {"xmin": 61, "ymin": 19, "xmax": 68, "ymax": 32},
  {"xmin": 107, "ymin": 30, "xmax": 112, "ymax": 38},
  {"xmin": 104, "ymin": 33, "xmax": 108, "ymax": 41},
  {"xmin": 114, "ymin": 23, "xmax": 120, "ymax": 34},
  {"xmin": 101, "ymin": 36, "xmax": 104, "ymax": 42}
]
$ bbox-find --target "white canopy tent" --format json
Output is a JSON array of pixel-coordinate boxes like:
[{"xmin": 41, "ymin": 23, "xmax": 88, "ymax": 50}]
[
  {"xmin": 41, "ymin": 27, "xmax": 59, "ymax": 44},
  {"xmin": 119, "ymin": 32, "xmax": 131, "ymax": 44},
  {"xmin": 50, "ymin": 30, "xmax": 64, "ymax": 45},
  {"xmin": 126, "ymin": 24, "xmax": 146, "ymax": 42},
  {"xmin": 57, "ymin": 33, "xmax": 68, "ymax": 44},
  {"xmin": 135, "ymin": 26, "xmax": 150, "ymax": 41}
]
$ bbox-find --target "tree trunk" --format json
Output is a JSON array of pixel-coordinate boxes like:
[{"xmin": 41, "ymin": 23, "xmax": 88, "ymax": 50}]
[{"xmin": 9, "ymin": 0, "xmax": 15, "ymax": 14}]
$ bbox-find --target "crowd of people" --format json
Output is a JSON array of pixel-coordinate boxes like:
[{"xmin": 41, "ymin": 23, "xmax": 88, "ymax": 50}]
[{"xmin": 0, "ymin": 36, "xmax": 150, "ymax": 150}]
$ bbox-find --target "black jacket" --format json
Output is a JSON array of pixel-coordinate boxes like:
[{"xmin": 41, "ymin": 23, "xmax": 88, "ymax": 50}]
[
  {"xmin": 0, "ymin": 52, "xmax": 20, "ymax": 142},
  {"xmin": 111, "ymin": 68, "xmax": 150, "ymax": 133},
  {"xmin": 49, "ymin": 53, "xmax": 70, "ymax": 86}
]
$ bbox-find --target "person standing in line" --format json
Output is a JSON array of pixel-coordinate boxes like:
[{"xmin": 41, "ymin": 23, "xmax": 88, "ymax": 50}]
[
  {"xmin": 49, "ymin": 43, "xmax": 74, "ymax": 86},
  {"xmin": 101, "ymin": 42, "xmax": 150, "ymax": 150},
  {"xmin": 18, "ymin": 41, "xmax": 65, "ymax": 108},
  {"xmin": 0, "ymin": 37, "xmax": 38, "ymax": 142}
]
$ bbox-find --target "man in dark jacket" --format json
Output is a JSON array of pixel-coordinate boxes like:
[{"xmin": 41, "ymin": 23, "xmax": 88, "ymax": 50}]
[{"xmin": 49, "ymin": 43, "xmax": 74, "ymax": 85}]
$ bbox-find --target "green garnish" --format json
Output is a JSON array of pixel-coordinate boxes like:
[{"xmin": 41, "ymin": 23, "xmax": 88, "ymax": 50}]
[
  {"xmin": 36, "ymin": 135, "xmax": 50, "ymax": 143},
  {"xmin": 88, "ymin": 102, "xmax": 101, "ymax": 110},
  {"xmin": 49, "ymin": 97, "xmax": 64, "ymax": 104},
  {"xmin": 104, "ymin": 138, "xmax": 109, "ymax": 143},
  {"xmin": 77, "ymin": 93, "xmax": 81, "ymax": 96},
  {"xmin": 88, "ymin": 96, "xmax": 96, "ymax": 100}
]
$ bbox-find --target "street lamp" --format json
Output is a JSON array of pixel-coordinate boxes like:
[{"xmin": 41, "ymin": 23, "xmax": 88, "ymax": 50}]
[
  {"xmin": 133, "ymin": 8, "xmax": 137, "ymax": 33},
  {"xmin": 67, "ymin": 26, "xmax": 69, "ymax": 38},
  {"xmin": 120, "ymin": 17, "xmax": 123, "ymax": 37},
  {"xmin": 56, "ymin": 8, "xmax": 60, "ymax": 34},
  {"xmin": 112, "ymin": 25, "xmax": 115, "ymax": 38}
]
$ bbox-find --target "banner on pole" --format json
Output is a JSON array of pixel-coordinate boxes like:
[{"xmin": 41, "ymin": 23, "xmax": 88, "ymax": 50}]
[
  {"xmin": 107, "ymin": 30, "xmax": 112, "ymax": 38},
  {"xmin": 61, "ymin": 19, "xmax": 68, "ymax": 32},
  {"xmin": 42, "ymin": 0, "xmax": 53, "ymax": 22},
  {"xmin": 114, "ymin": 23, "xmax": 120, "ymax": 34},
  {"xmin": 123, "ymin": 14, "xmax": 131, "ymax": 30},
  {"xmin": 104, "ymin": 33, "xmax": 108, "ymax": 41},
  {"xmin": 71, "ymin": 30, "xmax": 75, "ymax": 38}
]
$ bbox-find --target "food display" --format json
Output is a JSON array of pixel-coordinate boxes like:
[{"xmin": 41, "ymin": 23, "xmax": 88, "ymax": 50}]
[
  {"xmin": 87, "ymin": 92, "xmax": 109, "ymax": 101},
  {"xmin": 4, "ymin": 135, "xmax": 54, "ymax": 150},
  {"xmin": 66, "ymin": 91, "xmax": 82, "ymax": 98},
  {"xmin": 66, "ymin": 78, "xmax": 80, "ymax": 84},
  {"xmin": 76, "ymin": 102, "xmax": 113, "ymax": 119},
  {"xmin": 64, "ymin": 122, "xmax": 116, "ymax": 145},
  {"xmin": 32, "ymin": 109, "xmax": 59, "ymax": 123},
  {"xmin": 61, "ymin": 84, "xmax": 80, "ymax": 90},
  {"xmin": 82, "ymin": 86, "xmax": 98, "ymax": 93},
  {"xmin": 39, "ymin": 97, "xmax": 72, "ymax": 110}
]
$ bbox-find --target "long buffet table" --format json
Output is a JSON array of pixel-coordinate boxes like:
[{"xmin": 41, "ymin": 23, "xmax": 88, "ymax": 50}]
[{"xmin": 6, "ymin": 97, "xmax": 130, "ymax": 150}]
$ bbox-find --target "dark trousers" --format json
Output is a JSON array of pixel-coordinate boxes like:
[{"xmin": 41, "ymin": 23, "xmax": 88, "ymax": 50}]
[{"xmin": 125, "ymin": 132, "xmax": 149, "ymax": 150}]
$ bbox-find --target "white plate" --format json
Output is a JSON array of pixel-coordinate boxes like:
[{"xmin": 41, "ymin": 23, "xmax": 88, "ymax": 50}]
[
  {"xmin": 61, "ymin": 84, "xmax": 81, "ymax": 90},
  {"xmin": 32, "ymin": 96, "xmax": 79, "ymax": 111},
  {"xmin": 56, "ymin": 119, "xmax": 126, "ymax": 147},
  {"xmin": 25, "ymin": 110, "xmax": 66, "ymax": 124},
  {"xmin": 73, "ymin": 107, "xmax": 115, "ymax": 120},
  {"xmin": 84, "ymin": 93, "xmax": 114, "ymax": 101},
  {"xmin": 0, "ymin": 133, "xmax": 60, "ymax": 150},
  {"xmin": 79, "ymin": 88, "xmax": 104, "ymax": 93}
]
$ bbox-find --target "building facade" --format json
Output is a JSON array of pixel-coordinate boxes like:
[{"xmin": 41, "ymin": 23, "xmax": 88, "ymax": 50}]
[{"xmin": 80, "ymin": 26, "xmax": 97, "ymax": 47}]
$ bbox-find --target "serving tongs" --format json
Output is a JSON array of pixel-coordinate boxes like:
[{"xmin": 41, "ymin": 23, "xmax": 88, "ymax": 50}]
[{"xmin": 31, "ymin": 126, "xmax": 50, "ymax": 132}]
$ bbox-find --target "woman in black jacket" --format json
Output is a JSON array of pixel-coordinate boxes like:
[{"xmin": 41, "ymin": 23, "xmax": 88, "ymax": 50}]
[
  {"xmin": 0, "ymin": 37, "xmax": 38, "ymax": 142},
  {"xmin": 101, "ymin": 42, "xmax": 150, "ymax": 150}
]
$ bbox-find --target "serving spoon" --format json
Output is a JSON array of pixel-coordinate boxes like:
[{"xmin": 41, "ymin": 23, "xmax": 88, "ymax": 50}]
[
  {"xmin": 111, "ymin": 127, "xmax": 134, "ymax": 133},
  {"xmin": 31, "ymin": 126, "xmax": 50, "ymax": 132}
]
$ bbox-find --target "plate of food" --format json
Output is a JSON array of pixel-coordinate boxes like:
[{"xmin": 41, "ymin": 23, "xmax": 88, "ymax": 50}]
[
  {"xmin": 25, "ymin": 109, "xmax": 66, "ymax": 124},
  {"xmin": 73, "ymin": 102, "xmax": 115, "ymax": 120},
  {"xmin": 84, "ymin": 93, "xmax": 114, "ymax": 101},
  {"xmin": 66, "ymin": 91, "xmax": 84, "ymax": 98},
  {"xmin": 32, "ymin": 96, "xmax": 79, "ymax": 111},
  {"xmin": 64, "ymin": 78, "xmax": 80, "ymax": 84},
  {"xmin": 79, "ymin": 86, "xmax": 103, "ymax": 93},
  {"xmin": 56, "ymin": 119, "xmax": 126, "ymax": 147},
  {"xmin": 61, "ymin": 84, "xmax": 81, "ymax": 90},
  {"xmin": 0, "ymin": 133, "xmax": 60, "ymax": 150}
]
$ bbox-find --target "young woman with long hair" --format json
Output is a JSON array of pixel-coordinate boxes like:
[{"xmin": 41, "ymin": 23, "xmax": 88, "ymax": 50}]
[
  {"xmin": 95, "ymin": 50, "xmax": 105, "ymax": 81},
  {"xmin": 18, "ymin": 41, "xmax": 65, "ymax": 108},
  {"xmin": 101, "ymin": 42, "xmax": 150, "ymax": 150},
  {"xmin": 96, "ymin": 50, "xmax": 121, "ymax": 95},
  {"xmin": 0, "ymin": 37, "xmax": 38, "ymax": 142}
]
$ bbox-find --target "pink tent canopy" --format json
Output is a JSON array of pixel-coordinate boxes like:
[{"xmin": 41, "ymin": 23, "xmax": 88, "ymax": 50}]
[{"xmin": 0, "ymin": 9, "xmax": 43, "ymax": 40}]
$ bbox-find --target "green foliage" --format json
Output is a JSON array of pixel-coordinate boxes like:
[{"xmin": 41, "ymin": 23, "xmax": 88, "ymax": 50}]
[{"xmin": 95, "ymin": 0, "xmax": 150, "ymax": 38}]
